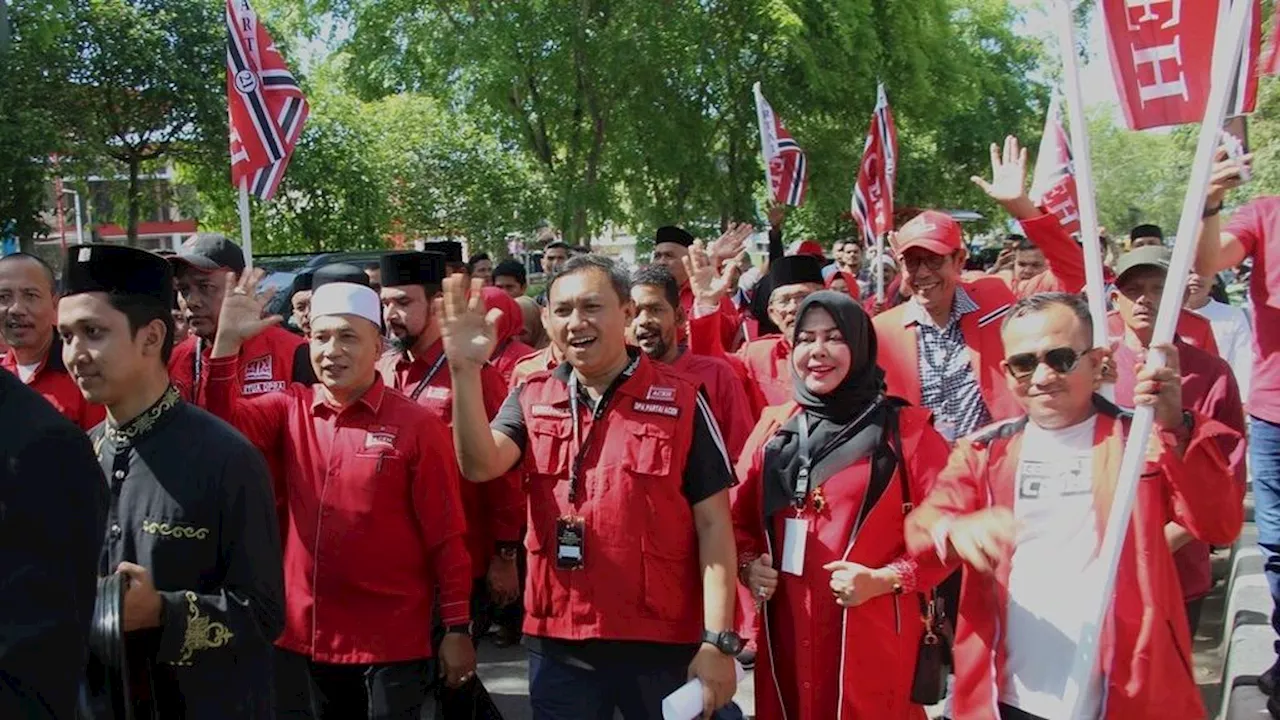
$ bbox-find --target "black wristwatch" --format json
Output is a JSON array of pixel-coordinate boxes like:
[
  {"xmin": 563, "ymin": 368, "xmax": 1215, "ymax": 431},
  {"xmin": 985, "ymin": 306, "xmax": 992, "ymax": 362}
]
[
  {"xmin": 702, "ymin": 629, "xmax": 744, "ymax": 656},
  {"xmin": 444, "ymin": 623, "xmax": 471, "ymax": 636}
]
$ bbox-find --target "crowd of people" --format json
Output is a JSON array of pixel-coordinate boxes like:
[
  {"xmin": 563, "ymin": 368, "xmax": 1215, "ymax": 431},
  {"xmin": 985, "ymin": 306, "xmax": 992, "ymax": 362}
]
[{"xmin": 0, "ymin": 134, "xmax": 1271, "ymax": 720}]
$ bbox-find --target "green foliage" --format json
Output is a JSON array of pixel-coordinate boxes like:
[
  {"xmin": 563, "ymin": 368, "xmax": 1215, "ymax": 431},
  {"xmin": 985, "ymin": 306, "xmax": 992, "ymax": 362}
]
[{"xmin": 1086, "ymin": 108, "xmax": 1189, "ymax": 240}]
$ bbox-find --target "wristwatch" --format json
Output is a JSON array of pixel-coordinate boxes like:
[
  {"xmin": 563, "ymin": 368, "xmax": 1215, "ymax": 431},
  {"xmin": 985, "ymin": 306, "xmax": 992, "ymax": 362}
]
[
  {"xmin": 1203, "ymin": 202, "xmax": 1224, "ymax": 218},
  {"xmin": 444, "ymin": 623, "xmax": 472, "ymax": 636},
  {"xmin": 702, "ymin": 629, "xmax": 744, "ymax": 656}
]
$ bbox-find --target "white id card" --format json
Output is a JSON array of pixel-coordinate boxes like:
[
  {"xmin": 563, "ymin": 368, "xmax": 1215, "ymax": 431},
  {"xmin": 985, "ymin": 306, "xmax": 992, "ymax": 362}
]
[{"xmin": 781, "ymin": 517, "xmax": 808, "ymax": 576}]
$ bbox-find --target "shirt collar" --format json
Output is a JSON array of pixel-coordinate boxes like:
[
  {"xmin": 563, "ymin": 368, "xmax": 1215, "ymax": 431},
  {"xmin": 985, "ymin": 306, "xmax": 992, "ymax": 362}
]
[
  {"xmin": 396, "ymin": 338, "xmax": 444, "ymax": 370},
  {"xmin": 105, "ymin": 385, "xmax": 182, "ymax": 446},
  {"xmin": 903, "ymin": 286, "xmax": 979, "ymax": 329},
  {"xmin": 551, "ymin": 347, "xmax": 649, "ymax": 399},
  {"xmin": 311, "ymin": 375, "xmax": 388, "ymax": 416}
]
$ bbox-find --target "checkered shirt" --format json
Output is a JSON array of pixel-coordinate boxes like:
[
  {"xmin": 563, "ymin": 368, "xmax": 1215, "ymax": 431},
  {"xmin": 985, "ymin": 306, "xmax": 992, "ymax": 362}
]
[{"xmin": 904, "ymin": 288, "xmax": 992, "ymax": 442}]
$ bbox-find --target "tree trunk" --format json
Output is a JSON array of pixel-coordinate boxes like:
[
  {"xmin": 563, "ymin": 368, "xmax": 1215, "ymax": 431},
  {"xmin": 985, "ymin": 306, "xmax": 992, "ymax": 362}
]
[{"xmin": 126, "ymin": 156, "xmax": 141, "ymax": 245}]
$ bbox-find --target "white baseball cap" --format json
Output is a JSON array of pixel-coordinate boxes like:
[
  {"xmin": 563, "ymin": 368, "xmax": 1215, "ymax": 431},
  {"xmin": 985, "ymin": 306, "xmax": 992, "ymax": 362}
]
[{"xmin": 310, "ymin": 282, "xmax": 382, "ymax": 329}]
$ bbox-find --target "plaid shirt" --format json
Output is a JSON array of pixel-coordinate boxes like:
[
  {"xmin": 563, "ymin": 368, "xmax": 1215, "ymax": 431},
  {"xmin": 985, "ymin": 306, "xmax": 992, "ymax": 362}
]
[{"xmin": 903, "ymin": 288, "xmax": 992, "ymax": 442}]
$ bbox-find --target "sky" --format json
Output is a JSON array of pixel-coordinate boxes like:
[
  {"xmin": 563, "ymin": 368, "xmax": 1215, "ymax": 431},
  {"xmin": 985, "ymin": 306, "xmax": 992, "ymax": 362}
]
[{"xmin": 1012, "ymin": 0, "xmax": 1124, "ymax": 111}]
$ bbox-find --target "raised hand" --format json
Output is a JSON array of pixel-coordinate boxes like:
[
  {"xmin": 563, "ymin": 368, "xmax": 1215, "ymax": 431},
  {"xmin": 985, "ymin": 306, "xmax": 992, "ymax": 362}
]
[
  {"xmin": 211, "ymin": 268, "xmax": 280, "ymax": 357},
  {"xmin": 1207, "ymin": 145, "xmax": 1252, "ymax": 205},
  {"xmin": 682, "ymin": 239, "xmax": 736, "ymax": 310},
  {"xmin": 707, "ymin": 222, "xmax": 754, "ymax": 266},
  {"xmin": 767, "ymin": 203, "xmax": 788, "ymax": 230},
  {"xmin": 971, "ymin": 136, "xmax": 1037, "ymax": 219},
  {"xmin": 437, "ymin": 275, "xmax": 501, "ymax": 370}
]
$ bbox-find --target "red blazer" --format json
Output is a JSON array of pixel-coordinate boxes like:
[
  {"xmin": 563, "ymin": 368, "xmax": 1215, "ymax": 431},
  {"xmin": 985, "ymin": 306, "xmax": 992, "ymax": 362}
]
[
  {"xmin": 873, "ymin": 277, "xmax": 1022, "ymax": 423},
  {"xmin": 1010, "ymin": 213, "xmax": 1088, "ymax": 297},
  {"xmin": 904, "ymin": 403, "xmax": 1242, "ymax": 719}
]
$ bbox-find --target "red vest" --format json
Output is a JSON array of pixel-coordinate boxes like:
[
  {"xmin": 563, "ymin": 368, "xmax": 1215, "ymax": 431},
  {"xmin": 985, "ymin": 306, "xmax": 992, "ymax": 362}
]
[{"xmin": 518, "ymin": 354, "xmax": 702, "ymax": 644}]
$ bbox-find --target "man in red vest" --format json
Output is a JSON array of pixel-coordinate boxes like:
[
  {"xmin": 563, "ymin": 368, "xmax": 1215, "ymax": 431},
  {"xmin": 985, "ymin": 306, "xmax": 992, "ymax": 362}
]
[
  {"xmin": 0, "ymin": 253, "xmax": 104, "ymax": 429},
  {"xmin": 447, "ymin": 255, "xmax": 742, "ymax": 719}
]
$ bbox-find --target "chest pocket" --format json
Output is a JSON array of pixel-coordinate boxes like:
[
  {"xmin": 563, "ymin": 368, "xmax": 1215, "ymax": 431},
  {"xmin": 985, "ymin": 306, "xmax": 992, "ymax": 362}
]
[
  {"xmin": 624, "ymin": 421, "xmax": 675, "ymax": 477},
  {"xmin": 137, "ymin": 515, "xmax": 218, "ymax": 582},
  {"xmin": 527, "ymin": 418, "xmax": 571, "ymax": 478}
]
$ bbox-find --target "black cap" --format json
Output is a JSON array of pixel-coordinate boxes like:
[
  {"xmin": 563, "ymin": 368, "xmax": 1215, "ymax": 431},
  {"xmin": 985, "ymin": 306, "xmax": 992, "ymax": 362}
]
[
  {"xmin": 62, "ymin": 244, "xmax": 174, "ymax": 306},
  {"xmin": 170, "ymin": 233, "xmax": 245, "ymax": 274},
  {"xmin": 422, "ymin": 240, "xmax": 464, "ymax": 264},
  {"xmin": 492, "ymin": 259, "xmax": 527, "ymax": 285},
  {"xmin": 293, "ymin": 270, "xmax": 315, "ymax": 292},
  {"xmin": 313, "ymin": 263, "xmax": 371, "ymax": 289},
  {"xmin": 766, "ymin": 255, "xmax": 825, "ymax": 288},
  {"xmin": 379, "ymin": 251, "xmax": 446, "ymax": 287},
  {"xmin": 655, "ymin": 226, "xmax": 695, "ymax": 248},
  {"xmin": 1130, "ymin": 223, "xmax": 1164, "ymax": 242}
]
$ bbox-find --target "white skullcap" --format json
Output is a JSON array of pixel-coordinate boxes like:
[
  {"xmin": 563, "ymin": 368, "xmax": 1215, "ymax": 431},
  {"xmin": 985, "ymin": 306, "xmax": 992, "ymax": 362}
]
[{"xmin": 310, "ymin": 282, "xmax": 382, "ymax": 328}]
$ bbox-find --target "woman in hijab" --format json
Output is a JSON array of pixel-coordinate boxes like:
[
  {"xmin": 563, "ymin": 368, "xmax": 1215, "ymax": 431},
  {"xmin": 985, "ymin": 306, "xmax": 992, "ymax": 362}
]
[
  {"xmin": 732, "ymin": 291, "xmax": 951, "ymax": 720},
  {"xmin": 481, "ymin": 287, "xmax": 536, "ymax": 384},
  {"xmin": 822, "ymin": 263, "xmax": 861, "ymax": 300}
]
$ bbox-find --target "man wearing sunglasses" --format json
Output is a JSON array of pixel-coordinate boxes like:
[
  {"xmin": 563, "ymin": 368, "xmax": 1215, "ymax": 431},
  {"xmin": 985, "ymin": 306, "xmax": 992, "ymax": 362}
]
[
  {"xmin": 1108, "ymin": 246, "xmax": 1246, "ymax": 636},
  {"xmin": 905, "ymin": 292, "xmax": 1242, "ymax": 720}
]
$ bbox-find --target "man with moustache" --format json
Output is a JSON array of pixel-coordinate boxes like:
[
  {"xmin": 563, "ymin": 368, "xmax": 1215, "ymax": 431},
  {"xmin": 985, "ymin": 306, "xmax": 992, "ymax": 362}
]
[
  {"xmin": 651, "ymin": 225, "xmax": 751, "ymax": 351},
  {"xmin": 0, "ymin": 252, "xmax": 104, "ymax": 428},
  {"xmin": 58, "ymin": 244, "xmax": 283, "ymax": 718},
  {"xmin": 376, "ymin": 251, "xmax": 523, "ymax": 634},
  {"xmin": 205, "ymin": 274, "xmax": 476, "ymax": 718},
  {"xmin": 168, "ymin": 234, "xmax": 314, "ymax": 406}
]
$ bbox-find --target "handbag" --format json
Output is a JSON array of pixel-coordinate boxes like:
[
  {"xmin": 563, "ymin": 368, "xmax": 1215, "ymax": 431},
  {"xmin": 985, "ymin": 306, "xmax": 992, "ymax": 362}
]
[
  {"xmin": 435, "ymin": 676, "xmax": 505, "ymax": 720},
  {"xmin": 885, "ymin": 408, "xmax": 955, "ymax": 706}
]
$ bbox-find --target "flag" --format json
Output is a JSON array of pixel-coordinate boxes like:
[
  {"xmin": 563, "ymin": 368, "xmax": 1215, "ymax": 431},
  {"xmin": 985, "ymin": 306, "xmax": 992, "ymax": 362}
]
[
  {"xmin": 1103, "ymin": 0, "xmax": 1260, "ymax": 131},
  {"xmin": 226, "ymin": 0, "xmax": 308, "ymax": 201},
  {"xmin": 850, "ymin": 83, "xmax": 898, "ymax": 246},
  {"xmin": 1029, "ymin": 93, "xmax": 1082, "ymax": 238},
  {"xmin": 753, "ymin": 83, "xmax": 808, "ymax": 207},
  {"xmin": 1264, "ymin": 0, "xmax": 1280, "ymax": 75}
]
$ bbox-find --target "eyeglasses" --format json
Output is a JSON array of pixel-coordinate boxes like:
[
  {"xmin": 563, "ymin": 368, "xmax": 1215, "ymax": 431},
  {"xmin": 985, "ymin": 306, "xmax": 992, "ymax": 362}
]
[
  {"xmin": 900, "ymin": 252, "xmax": 953, "ymax": 272},
  {"xmin": 769, "ymin": 290, "xmax": 813, "ymax": 310},
  {"xmin": 1004, "ymin": 345, "xmax": 1090, "ymax": 381}
]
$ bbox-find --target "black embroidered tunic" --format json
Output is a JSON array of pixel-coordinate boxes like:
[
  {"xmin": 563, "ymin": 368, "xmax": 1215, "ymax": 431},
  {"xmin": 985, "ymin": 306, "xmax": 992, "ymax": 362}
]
[{"xmin": 87, "ymin": 385, "xmax": 284, "ymax": 718}]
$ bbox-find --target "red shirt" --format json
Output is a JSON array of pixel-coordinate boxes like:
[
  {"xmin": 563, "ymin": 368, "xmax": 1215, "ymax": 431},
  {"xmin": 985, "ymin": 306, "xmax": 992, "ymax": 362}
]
[
  {"xmin": 668, "ymin": 349, "xmax": 753, "ymax": 461},
  {"xmin": 204, "ymin": 357, "xmax": 470, "ymax": 664},
  {"xmin": 1009, "ymin": 212, "xmax": 1088, "ymax": 297},
  {"xmin": 377, "ymin": 342, "xmax": 525, "ymax": 578},
  {"xmin": 1113, "ymin": 340, "xmax": 1246, "ymax": 601},
  {"xmin": 1105, "ymin": 309, "xmax": 1220, "ymax": 357},
  {"xmin": 1225, "ymin": 196, "xmax": 1280, "ymax": 421},
  {"xmin": 1, "ymin": 340, "xmax": 104, "ymax": 430},
  {"xmin": 490, "ymin": 337, "xmax": 536, "ymax": 387},
  {"xmin": 169, "ymin": 327, "xmax": 308, "ymax": 406}
]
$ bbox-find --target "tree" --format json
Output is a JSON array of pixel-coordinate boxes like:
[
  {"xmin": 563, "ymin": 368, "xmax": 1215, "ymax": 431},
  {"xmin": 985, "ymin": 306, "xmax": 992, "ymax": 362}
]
[{"xmin": 63, "ymin": 0, "xmax": 225, "ymax": 244}]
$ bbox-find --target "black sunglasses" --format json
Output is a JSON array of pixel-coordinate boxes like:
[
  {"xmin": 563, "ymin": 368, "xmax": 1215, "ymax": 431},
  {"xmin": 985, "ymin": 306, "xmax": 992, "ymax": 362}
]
[{"xmin": 1004, "ymin": 345, "xmax": 1091, "ymax": 380}]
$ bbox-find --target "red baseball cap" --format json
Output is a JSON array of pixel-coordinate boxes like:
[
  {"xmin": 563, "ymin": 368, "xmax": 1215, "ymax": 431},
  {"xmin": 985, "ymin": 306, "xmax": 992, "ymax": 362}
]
[
  {"xmin": 894, "ymin": 210, "xmax": 964, "ymax": 257},
  {"xmin": 787, "ymin": 239, "xmax": 826, "ymax": 258}
]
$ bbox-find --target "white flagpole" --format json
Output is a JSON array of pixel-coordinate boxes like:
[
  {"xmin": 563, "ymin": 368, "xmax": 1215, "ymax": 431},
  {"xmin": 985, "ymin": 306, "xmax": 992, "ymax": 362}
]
[
  {"xmin": 238, "ymin": 178, "xmax": 254, "ymax": 270},
  {"xmin": 875, "ymin": 233, "xmax": 886, "ymax": 303},
  {"xmin": 1053, "ymin": 0, "xmax": 1107, "ymax": 352},
  {"xmin": 1061, "ymin": 1, "xmax": 1255, "ymax": 717},
  {"xmin": 752, "ymin": 82, "xmax": 775, "ymax": 202}
]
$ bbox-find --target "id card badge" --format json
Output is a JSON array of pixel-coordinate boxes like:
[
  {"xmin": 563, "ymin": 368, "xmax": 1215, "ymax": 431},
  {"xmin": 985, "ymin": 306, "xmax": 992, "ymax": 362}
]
[
  {"xmin": 781, "ymin": 517, "xmax": 808, "ymax": 576},
  {"xmin": 556, "ymin": 516, "xmax": 585, "ymax": 570}
]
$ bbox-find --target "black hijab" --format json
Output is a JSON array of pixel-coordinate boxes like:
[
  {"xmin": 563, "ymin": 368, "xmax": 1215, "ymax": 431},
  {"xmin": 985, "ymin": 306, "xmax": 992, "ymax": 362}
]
[{"xmin": 762, "ymin": 291, "xmax": 890, "ymax": 517}]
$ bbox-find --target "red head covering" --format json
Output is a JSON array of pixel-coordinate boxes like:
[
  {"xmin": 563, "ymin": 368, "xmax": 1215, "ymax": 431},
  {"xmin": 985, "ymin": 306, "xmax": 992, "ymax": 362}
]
[{"xmin": 481, "ymin": 287, "xmax": 524, "ymax": 345}]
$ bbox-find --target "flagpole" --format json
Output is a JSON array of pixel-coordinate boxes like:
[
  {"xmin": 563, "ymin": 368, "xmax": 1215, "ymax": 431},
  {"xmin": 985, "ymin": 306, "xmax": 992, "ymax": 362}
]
[
  {"xmin": 1060, "ymin": 1, "xmax": 1255, "ymax": 717},
  {"xmin": 875, "ymin": 232, "xmax": 885, "ymax": 303},
  {"xmin": 238, "ymin": 178, "xmax": 254, "ymax": 270},
  {"xmin": 1053, "ymin": 0, "xmax": 1107, "ymax": 352},
  {"xmin": 752, "ymin": 82, "xmax": 774, "ymax": 202}
]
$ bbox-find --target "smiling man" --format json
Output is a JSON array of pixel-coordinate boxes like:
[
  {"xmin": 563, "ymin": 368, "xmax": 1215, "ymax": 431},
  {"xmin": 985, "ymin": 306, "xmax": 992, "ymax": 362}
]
[
  {"xmin": 58, "ymin": 244, "xmax": 283, "ymax": 719},
  {"xmin": 168, "ymin": 234, "xmax": 314, "ymax": 406},
  {"xmin": 0, "ymin": 252, "xmax": 104, "ymax": 428}
]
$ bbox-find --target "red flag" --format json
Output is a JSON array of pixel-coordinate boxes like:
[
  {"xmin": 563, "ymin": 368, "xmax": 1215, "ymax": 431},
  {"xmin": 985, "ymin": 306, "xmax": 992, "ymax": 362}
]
[
  {"xmin": 1029, "ymin": 93, "xmax": 1081, "ymax": 238},
  {"xmin": 850, "ymin": 84, "xmax": 898, "ymax": 246},
  {"xmin": 753, "ymin": 83, "xmax": 809, "ymax": 207},
  {"xmin": 226, "ymin": 0, "xmax": 308, "ymax": 201},
  {"xmin": 1264, "ymin": 1, "xmax": 1280, "ymax": 75},
  {"xmin": 1103, "ymin": 0, "xmax": 1260, "ymax": 131}
]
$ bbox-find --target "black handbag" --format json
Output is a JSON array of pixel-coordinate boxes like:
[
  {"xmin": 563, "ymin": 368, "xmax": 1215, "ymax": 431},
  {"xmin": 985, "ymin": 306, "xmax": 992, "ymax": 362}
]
[
  {"xmin": 885, "ymin": 409, "xmax": 955, "ymax": 706},
  {"xmin": 436, "ymin": 676, "xmax": 505, "ymax": 720}
]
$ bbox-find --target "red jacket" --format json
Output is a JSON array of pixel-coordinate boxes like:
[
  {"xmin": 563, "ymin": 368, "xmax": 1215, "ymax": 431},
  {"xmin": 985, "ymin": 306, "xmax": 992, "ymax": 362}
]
[
  {"xmin": 1008, "ymin": 213, "xmax": 1088, "ymax": 297},
  {"xmin": 681, "ymin": 285, "xmax": 741, "ymax": 352},
  {"xmin": 1, "ymin": 340, "xmax": 104, "ymax": 430},
  {"xmin": 519, "ymin": 355, "xmax": 703, "ymax": 644},
  {"xmin": 510, "ymin": 346, "xmax": 559, "ymax": 389},
  {"xmin": 734, "ymin": 403, "xmax": 952, "ymax": 719},
  {"xmin": 874, "ymin": 277, "xmax": 1022, "ymax": 423},
  {"xmin": 169, "ymin": 327, "xmax": 309, "ymax": 406},
  {"xmin": 377, "ymin": 342, "xmax": 525, "ymax": 579},
  {"xmin": 668, "ymin": 350, "xmax": 753, "ymax": 462},
  {"xmin": 204, "ymin": 358, "xmax": 472, "ymax": 664},
  {"xmin": 904, "ymin": 402, "xmax": 1242, "ymax": 719}
]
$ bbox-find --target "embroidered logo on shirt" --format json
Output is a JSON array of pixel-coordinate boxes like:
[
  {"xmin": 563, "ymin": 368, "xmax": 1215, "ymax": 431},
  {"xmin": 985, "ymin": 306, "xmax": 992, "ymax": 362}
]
[
  {"xmin": 365, "ymin": 429, "xmax": 398, "ymax": 449},
  {"xmin": 243, "ymin": 380, "xmax": 286, "ymax": 395},
  {"xmin": 243, "ymin": 355, "xmax": 274, "ymax": 381},
  {"xmin": 633, "ymin": 400, "xmax": 679, "ymax": 417},
  {"xmin": 531, "ymin": 404, "xmax": 571, "ymax": 419},
  {"xmin": 142, "ymin": 520, "xmax": 210, "ymax": 540},
  {"xmin": 424, "ymin": 386, "xmax": 450, "ymax": 401},
  {"xmin": 646, "ymin": 386, "xmax": 677, "ymax": 403}
]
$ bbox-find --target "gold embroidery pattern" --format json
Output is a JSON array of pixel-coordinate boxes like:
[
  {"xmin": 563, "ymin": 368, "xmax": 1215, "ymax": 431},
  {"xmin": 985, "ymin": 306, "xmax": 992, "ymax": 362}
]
[
  {"xmin": 105, "ymin": 385, "xmax": 181, "ymax": 446},
  {"xmin": 142, "ymin": 520, "xmax": 210, "ymax": 540},
  {"xmin": 170, "ymin": 591, "xmax": 234, "ymax": 666}
]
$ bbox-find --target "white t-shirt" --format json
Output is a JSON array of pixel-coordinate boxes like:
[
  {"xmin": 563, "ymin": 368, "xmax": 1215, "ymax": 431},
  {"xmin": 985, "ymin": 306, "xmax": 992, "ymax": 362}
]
[
  {"xmin": 16, "ymin": 362, "xmax": 40, "ymax": 383},
  {"xmin": 1002, "ymin": 415, "xmax": 1105, "ymax": 719},
  {"xmin": 1189, "ymin": 299, "xmax": 1253, "ymax": 399}
]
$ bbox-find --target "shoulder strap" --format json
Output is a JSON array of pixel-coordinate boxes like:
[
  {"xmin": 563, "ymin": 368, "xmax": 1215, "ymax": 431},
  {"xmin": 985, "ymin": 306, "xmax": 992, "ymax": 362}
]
[
  {"xmin": 892, "ymin": 407, "xmax": 912, "ymax": 513},
  {"xmin": 852, "ymin": 402, "xmax": 905, "ymax": 535}
]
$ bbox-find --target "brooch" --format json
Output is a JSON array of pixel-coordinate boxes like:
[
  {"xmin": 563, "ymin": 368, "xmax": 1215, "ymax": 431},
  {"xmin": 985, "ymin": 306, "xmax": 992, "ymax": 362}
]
[{"xmin": 810, "ymin": 487, "xmax": 827, "ymax": 513}]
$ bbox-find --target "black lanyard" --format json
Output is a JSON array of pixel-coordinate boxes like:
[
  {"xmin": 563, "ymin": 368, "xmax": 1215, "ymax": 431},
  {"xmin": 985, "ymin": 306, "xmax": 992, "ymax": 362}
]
[
  {"xmin": 793, "ymin": 401, "xmax": 883, "ymax": 510},
  {"xmin": 567, "ymin": 354, "xmax": 640, "ymax": 504},
  {"xmin": 408, "ymin": 353, "xmax": 448, "ymax": 401},
  {"xmin": 192, "ymin": 337, "xmax": 204, "ymax": 401}
]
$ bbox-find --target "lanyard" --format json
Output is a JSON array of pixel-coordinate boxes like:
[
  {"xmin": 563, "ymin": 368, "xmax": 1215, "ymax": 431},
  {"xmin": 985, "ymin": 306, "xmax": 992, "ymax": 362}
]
[
  {"xmin": 567, "ymin": 354, "xmax": 640, "ymax": 504},
  {"xmin": 792, "ymin": 400, "xmax": 884, "ymax": 510},
  {"xmin": 192, "ymin": 337, "xmax": 204, "ymax": 402},
  {"xmin": 408, "ymin": 353, "xmax": 448, "ymax": 401}
]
